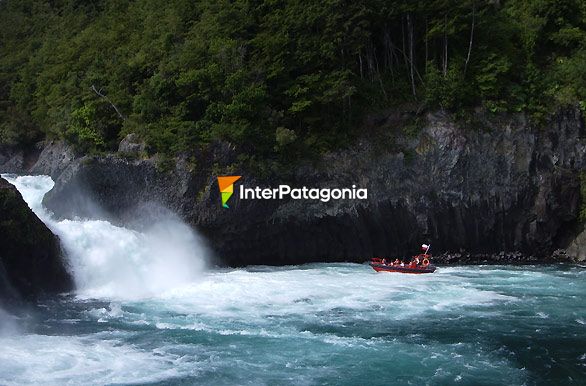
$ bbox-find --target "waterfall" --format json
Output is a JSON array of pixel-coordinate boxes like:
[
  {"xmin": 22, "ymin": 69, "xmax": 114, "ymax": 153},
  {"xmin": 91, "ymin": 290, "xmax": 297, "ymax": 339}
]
[{"xmin": 2, "ymin": 174, "xmax": 209, "ymax": 299}]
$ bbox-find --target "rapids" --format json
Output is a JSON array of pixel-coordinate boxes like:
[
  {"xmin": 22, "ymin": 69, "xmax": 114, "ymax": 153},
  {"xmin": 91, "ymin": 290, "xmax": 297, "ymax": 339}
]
[{"xmin": 0, "ymin": 175, "xmax": 584, "ymax": 385}]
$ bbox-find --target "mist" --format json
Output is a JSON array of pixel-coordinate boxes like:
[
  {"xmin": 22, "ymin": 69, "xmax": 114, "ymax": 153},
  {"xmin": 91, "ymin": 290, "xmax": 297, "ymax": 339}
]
[{"xmin": 3, "ymin": 174, "xmax": 211, "ymax": 300}]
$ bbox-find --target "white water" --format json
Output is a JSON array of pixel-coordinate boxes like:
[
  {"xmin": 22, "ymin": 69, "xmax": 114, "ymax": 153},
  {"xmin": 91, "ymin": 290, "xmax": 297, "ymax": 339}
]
[
  {"xmin": 2, "ymin": 174, "xmax": 585, "ymax": 385},
  {"xmin": 2, "ymin": 174, "xmax": 209, "ymax": 299},
  {"xmin": 0, "ymin": 332, "xmax": 197, "ymax": 386},
  {"xmin": 1, "ymin": 263, "xmax": 583, "ymax": 385}
]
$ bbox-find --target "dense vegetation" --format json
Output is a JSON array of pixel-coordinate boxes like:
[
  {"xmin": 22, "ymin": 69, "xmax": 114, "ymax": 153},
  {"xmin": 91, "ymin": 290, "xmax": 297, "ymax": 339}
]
[{"xmin": 1, "ymin": 0, "xmax": 585, "ymax": 163}]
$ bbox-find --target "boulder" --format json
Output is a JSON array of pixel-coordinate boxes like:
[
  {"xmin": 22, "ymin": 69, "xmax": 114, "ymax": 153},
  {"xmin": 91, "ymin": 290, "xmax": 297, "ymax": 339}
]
[
  {"xmin": 0, "ymin": 177, "xmax": 72, "ymax": 303},
  {"xmin": 29, "ymin": 140, "xmax": 76, "ymax": 180},
  {"xmin": 118, "ymin": 133, "xmax": 145, "ymax": 155},
  {"xmin": 564, "ymin": 228, "xmax": 586, "ymax": 262}
]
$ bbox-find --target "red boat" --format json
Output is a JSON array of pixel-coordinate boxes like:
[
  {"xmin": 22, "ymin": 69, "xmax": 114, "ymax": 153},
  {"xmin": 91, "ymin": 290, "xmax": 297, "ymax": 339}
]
[{"xmin": 370, "ymin": 244, "xmax": 437, "ymax": 274}]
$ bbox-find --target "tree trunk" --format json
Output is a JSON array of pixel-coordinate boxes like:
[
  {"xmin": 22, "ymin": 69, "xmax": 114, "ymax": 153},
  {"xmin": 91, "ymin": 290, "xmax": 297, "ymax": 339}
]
[
  {"xmin": 374, "ymin": 47, "xmax": 388, "ymax": 100},
  {"xmin": 443, "ymin": 14, "xmax": 448, "ymax": 77},
  {"xmin": 383, "ymin": 26, "xmax": 395, "ymax": 82},
  {"xmin": 464, "ymin": 1, "xmax": 476, "ymax": 77},
  {"xmin": 359, "ymin": 51, "xmax": 364, "ymax": 79},
  {"xmin": 401, "ymin": 15, "xmax": 409, "ymax": 69},
  {"xmin": 425, "ymin": 17, "xmax": 429, "ymax": 75},
  {"xmin": 407, "ymin": 13, "xmax": 416, "ymax": 97},
  {"xmin": 366, "ymin": 43, "xmax": 375, "ymax": 81}
]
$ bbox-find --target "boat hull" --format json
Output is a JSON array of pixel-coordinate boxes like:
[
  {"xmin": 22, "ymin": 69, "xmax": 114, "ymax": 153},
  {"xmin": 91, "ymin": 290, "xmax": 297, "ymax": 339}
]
[{"xmin": 370, "ymin": 263, "xmax": 436, "ymax": 274}]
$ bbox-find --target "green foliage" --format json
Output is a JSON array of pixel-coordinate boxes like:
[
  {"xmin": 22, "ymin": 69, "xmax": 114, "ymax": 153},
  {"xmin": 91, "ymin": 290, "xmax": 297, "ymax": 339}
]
[
  {"xmin": 1, "ymin": 0, "xmax": 586, "ymax": 165},
  {"xmin": 402, "ymin": 117, "xmax": 426, "ymax": 138},
  {"xmin": 425, "ymin": 63, "xmax": 470, "ymax": 110},
  {"xmin": 0, "ymin": 106, "xmax": 40, "ymax": 145},
  {"xmin": 274, "ymin": 127, "xmax": 297, "ymax": 151},
  {"xmin": 65, "ymin": 104, "xmax": 105, "ymax": 153},
  {"xmin": 155, "ymin": 154, "xmax": 176, "ymax": 173}
]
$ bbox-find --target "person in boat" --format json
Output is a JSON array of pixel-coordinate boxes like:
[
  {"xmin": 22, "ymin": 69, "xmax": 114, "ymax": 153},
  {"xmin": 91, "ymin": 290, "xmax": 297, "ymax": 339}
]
[
  {"xmin": 393, "ymin": 259, "xmax": 401, "ymax": 266},
  {"xmin": 409, "ymin": 256, "xmax": 420, "ymax": 268},
  {"xmin": 382, "ymin": 258, "xmax": 387, "ymax": 265}
]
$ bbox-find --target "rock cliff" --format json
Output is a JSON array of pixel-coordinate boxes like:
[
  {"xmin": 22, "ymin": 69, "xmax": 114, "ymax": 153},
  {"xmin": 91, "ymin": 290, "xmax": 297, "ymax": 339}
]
[{"xmin": 34, "ymin": 109, "xmax": 586, "ymax": 265}]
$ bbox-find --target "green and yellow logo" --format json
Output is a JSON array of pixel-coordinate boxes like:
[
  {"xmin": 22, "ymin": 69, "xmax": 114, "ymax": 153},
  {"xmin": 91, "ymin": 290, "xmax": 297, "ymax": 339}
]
[{"xmin": 217, "ymin": 176, "xmax": 241, "ymax": 208}]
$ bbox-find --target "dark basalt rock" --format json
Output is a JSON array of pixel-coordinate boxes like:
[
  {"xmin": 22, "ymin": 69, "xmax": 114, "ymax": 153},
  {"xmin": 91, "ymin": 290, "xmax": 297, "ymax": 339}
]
[
  {"xmin": 0, "ymin": 145, "xmax": 41, "ymax": 175},
  {"xmin": 28, "ymin": 140, "xmax": 76, "ymax": 180},
  {"xmin": 0, "ymin": 147, "xmax": 24, "ymax": 173},
  {"xmin": 0, "ymin": 177, "xmax": 72, "ymax": 303},
  {"xmin": 42, "ymin": 154, "xmax": 201, "ymax": 223},
  {"xmin": 118, "ymin": 133, "xmax": 146, "ymax": 155},
  {"xmin": 433, "ymin": 251, "xmax": 544, "ymax": 265},
  {"xmin": 41, "ymin": 109, "xmax": 586, "ymax": 266},
  {"xmin": 563, "ymin": 228, "xmax": 586, "ymax": 262}
]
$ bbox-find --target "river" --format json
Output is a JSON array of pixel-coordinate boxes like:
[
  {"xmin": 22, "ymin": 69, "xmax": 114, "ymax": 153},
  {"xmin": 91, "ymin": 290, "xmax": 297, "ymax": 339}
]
[{"xmin": 1, "ymin": 175, "xmax": 585, "ymax": 385}]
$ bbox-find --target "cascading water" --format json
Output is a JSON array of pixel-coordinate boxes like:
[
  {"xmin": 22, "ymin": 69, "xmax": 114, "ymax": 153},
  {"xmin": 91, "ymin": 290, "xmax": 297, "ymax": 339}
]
[{"xmin": 1, "ymin": 174, "xmax": 208, "ymax": 299}]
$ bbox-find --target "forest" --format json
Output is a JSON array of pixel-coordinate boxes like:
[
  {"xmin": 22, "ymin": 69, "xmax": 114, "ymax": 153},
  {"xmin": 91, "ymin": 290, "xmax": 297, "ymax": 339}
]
[{"xmin": 1, "ymin": 0, "xmax": 585, "ymax": 164}]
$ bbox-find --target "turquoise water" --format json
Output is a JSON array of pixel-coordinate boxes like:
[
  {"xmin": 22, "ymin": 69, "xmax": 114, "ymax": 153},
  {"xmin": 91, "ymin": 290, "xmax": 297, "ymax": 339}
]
[
  {"xmin": 1, "ymin": 175, "xmax": 585, "ymax": 385},
  {"xmin": 1, "ymin": 264, "xmax": 585, "ymax": 385}
]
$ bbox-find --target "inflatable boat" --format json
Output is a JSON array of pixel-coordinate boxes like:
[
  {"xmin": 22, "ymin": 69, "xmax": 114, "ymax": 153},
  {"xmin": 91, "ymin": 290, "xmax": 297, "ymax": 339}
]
[
  {"xmin": 370, "ymin": 244, "xmax": 437, "ymax": 274},
  {"xmin": 370, "ymin": 258, "xmax": 436, "ymax": 274}
]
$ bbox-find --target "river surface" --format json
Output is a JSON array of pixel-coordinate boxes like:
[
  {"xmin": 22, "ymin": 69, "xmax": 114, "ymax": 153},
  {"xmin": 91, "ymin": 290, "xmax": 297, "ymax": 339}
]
[{"xmin": 1, "ymin": 175, "xmax": 585, "ymax": 385}]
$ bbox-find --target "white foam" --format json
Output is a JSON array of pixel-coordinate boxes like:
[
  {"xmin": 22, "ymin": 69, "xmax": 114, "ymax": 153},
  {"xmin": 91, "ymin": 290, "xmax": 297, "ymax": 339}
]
[
  {"xmin": 0, "ymin": 333, "xmax": 199, "ymax": 386},
  {"xmin": 109, "ymin": 265, "xmax": 518, "ymax": 334},
  {"xmin": 2, "ymin": 174, "xmax": 209, "ymax": 300}
]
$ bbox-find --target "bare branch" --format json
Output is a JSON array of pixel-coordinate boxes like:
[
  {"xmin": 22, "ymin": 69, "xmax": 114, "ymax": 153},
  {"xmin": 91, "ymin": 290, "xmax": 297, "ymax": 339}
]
[
  {"xmin": 464, "ymin": 1, "xmax": 476, "ymax": 77},
  {"xmin": 407, "ymin": 13, "xmax": 416, "ymax": 98},
  {"xmin": 90, "ymin": 85, "xmax": 126, "ymax": 120}
]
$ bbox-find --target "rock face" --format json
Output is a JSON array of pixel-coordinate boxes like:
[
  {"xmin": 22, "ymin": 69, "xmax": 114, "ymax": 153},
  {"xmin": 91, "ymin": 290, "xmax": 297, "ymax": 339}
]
[
  {"xmin": 564, "ymin": 228, "xmax": 586, "ymax": 262},
  {"xmin": 0, "ymin": 178, "xmax": 72, "ymax": 303},
  {"xmin": 0, "ymin": 146, "xmax": 24, "ymax": 173},
  {"xmin": 0, "ymin": 145, "xmax": 41, "ymax": 174},
  {"xmin": 118, "ymin": 133, "xmax": 146, "ymax": 154},
  {"xmin": 40, "ymin": 109, "xmax": 586, "ymax": 265},
  {"xmin": 42, "ymin": 155, "xmax": 199, "ymax": 222},
  {"xmin": 29, "ymin": 140, "xmax": 76, "ymax": 179}
]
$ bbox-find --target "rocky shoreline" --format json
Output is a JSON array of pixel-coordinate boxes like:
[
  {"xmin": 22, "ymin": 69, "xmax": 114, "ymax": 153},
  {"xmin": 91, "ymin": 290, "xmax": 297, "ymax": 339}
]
[{"xmin": 434, "ymin": 251, "xmax": 560, "ymax": 265}]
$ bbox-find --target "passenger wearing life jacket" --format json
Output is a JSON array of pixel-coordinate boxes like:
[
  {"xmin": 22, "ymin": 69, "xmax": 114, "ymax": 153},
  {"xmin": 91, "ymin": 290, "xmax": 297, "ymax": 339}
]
[{"xmin": 408, "ymin": 256, "xmax": 419, "ymax": 268}]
